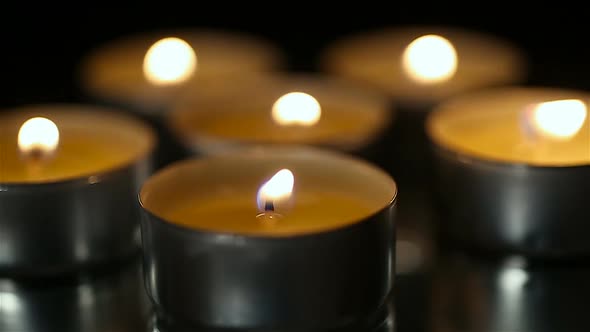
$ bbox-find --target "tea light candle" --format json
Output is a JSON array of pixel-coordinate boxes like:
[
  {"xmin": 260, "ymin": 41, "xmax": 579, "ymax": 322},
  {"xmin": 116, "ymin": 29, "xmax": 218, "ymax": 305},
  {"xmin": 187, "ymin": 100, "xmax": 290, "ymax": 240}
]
[
  {"xmin": 0, "ymin": 105, "xmax": 155, "ymax": 276},
  {"xmin": 80, "ymin": 30, "xmax": 284, "ymax": 114},
  {"xmin": 321, "ymin": 26, "xmax": 525, "ymax": 104},
  {"xmin": 79, "ymin": 30, "xmax": 284, "ymax": 168},
  {"xmin": 140, "ymin": 147, "xmax": 397, "ymax": 330},
  {"xmin": 168, "ymin": 74, "xmax": 391, "ymax": 156},
  {"xmin": 427, "ymin": 87, "xmax": 590, "ymax": 257},
  {"xmin": 320, "ymin": 26, "xmax": 526, "ymax": 184}
]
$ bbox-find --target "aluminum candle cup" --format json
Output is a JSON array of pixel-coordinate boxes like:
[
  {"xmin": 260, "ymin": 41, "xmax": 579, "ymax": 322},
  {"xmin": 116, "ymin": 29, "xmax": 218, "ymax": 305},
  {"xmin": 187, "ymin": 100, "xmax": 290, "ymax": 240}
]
[
  {"xmin": 140, "ymin": 147, "xmax": 397, "ymax": 330},
  {"xmin": 0, "ymin": 105, "xmax": 155, "ymax": 276},
  {"xmin": 428, "ymin": 88, "xmax": 590, "ymax": 257},
  {"xmin": 79, "ymin": 30, "xmax": 284, "ymax": 168},
  {"xmin": 168, "ymin": 73, "xmax": 391, "ymax": 157},
  {"xmin": 320, "ymin": 26, "xmax": 526, "ymax": 186}
]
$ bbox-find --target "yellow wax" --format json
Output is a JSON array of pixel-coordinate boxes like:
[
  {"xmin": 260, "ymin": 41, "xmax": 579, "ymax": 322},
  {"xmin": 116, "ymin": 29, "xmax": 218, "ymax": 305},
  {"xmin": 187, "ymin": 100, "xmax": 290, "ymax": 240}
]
[
  {"xmin": 164, "ymin": 191, "xmax": 375, "ymax": 236},
  {"xmin": 428, "ymin": 88, "xmax": 590, "ymax": 166},
  {"xmin": 172, "ymin": 105, "xmax": 383, "ymax": 144},
  {"xmin": 80, "ymin": 30, "xmax": 283, "ymax": 112},
  {"xmin": 140, "ymin": 147, "xmax": 397, "ymax": 237},
  {"xmin": 0, "ymin": 106, "xmax": 154, "ymax": 183},
  {"xmin": 169, "ymin": 74, "xmax": 390, "ymax": 152},
  {"xmin": 321, "ymin": 26, "xmax": 525, "ymax": 103}
]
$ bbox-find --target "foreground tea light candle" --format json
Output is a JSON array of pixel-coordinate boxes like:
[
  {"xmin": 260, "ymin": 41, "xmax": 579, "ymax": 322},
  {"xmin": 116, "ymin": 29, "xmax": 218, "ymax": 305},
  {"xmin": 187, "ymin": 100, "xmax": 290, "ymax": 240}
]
[
  {"xmin": 427, "ymin": 87, "xmax": 590, "ymax": 257},
  {"xmin": 140, "ymin": 147, "xmax": 397, "ymax": 330},
  {"xmin": 168, "ymin": 74, "xmax": 390, "ymax": 155},
  {"xmin": 320, "ymin": 26, "xmax": 526, "ymax": 184},
  {"xmin": 0, "ymin": 105, "xmax": 155, "ymax": 276}
]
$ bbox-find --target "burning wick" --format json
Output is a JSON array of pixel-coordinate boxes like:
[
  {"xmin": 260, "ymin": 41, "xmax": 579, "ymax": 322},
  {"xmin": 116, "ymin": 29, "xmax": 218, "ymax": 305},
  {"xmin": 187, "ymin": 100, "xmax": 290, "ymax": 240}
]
[
  {"xmin": 523, "ymin": 99, "xmax": 587, "ymax": 141},
  {"xmin": 17, "ymin": 117, "xmax": 60, "ymax": 163},
  {"xmin": 402, "ymin": 34, "xmax": 458, "ymax": 84},
  {"xmin": 143, "ymin": 37, "xmax": 197, "ymax": 86},
  {"xmin": 272, "ymin": 92, "xmax": 321, "ymax": 126},
  {"xmin": 256, "ymin": 169, "xmax": 295, "ymax": 222}
]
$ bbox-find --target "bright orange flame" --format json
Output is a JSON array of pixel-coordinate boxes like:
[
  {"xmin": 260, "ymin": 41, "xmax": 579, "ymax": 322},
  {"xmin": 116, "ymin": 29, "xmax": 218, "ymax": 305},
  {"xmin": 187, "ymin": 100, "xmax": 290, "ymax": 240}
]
[
  {"xmin": 272, "ymin": 92, "xmax": 321, "ymax": 126},
  {"xmin": 530, "ymin": 99, "xmax": 587, "ymax": 140},
  {"xmin": 18, "ymin": 117, "xmax": 60, "ymax": 158},
  {"xmin": 402, "ymin": 34, "xmax": 457, "ymax": 84},
  {"xmin": 256, "ymin": 169, "xmax": 295, "ymax": 213},
  {"xmin": 143, "ymin": 37, "xmax": 197, "ymax": 85}
]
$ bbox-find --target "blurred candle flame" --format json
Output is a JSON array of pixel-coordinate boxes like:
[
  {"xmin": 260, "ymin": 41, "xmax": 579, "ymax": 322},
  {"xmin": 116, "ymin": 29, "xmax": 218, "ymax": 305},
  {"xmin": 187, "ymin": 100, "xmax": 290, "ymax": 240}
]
[
  {"xmin": 528, "ymin": 99, "xmax": 587, "ymax": 140},
  {"xmin": 402, "ymin": 34, "xmax": 458, "ymax": 84},
  {"xmin": 18, "ymin": 117, "xmax": 60, "ymax": 158},
  {"xmin": 272, "ymin": 92, "xmax": 321, "ymax": 126},
  {"xmin": 143, "ymin": 37, "xmax": 197, "ymax": 85},
  {"xmin": 256, "ymin": 169, "xmax": 294, "ymax": 213}
]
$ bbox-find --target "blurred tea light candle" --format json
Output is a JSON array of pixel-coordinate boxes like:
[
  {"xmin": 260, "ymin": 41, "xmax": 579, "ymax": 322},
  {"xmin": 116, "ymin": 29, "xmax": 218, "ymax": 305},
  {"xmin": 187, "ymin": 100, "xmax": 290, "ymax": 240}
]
[
  {"xmin": 140, "ymin": 147, "xmax": 397, "ymax": 329},
  {"xmin": 321, "ymin": 26, "xmax": 526, "ymax": 104},
  {"xmin": 429, "ymin": 89, "xmax": 589, "ymax": 165},
  {"xmin": 80, "ymin": 30, "xmax": 284, "ymax": 114},
  {"xmin": 428, "ymin": 88, "xmax": 590, "ymax": 256},
  {"xmin": 0, "ymin": 105, "xmax": 154, "ymax": 275},
  {"xmin": 168, "ymin": 74, "xmax": 390, "ymax": 155}
]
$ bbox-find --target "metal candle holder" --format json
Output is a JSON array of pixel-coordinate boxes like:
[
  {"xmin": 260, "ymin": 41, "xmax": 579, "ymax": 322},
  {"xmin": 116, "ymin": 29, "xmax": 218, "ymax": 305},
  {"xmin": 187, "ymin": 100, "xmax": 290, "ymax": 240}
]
[{"xmin": 139, "ymin": 147, "xmax": 397, "ymax": 330}]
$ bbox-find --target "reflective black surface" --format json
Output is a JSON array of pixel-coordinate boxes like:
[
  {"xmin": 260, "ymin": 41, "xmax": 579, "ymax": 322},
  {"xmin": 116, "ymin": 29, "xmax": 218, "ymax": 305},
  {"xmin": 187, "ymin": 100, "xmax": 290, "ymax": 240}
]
[
  {"xmin": 0, "ymin": 261, "xmax": 150, "ymax": 332},
  {"xmin": 3, "ymin": 231, "xmax": 590, "ymax": 332}
]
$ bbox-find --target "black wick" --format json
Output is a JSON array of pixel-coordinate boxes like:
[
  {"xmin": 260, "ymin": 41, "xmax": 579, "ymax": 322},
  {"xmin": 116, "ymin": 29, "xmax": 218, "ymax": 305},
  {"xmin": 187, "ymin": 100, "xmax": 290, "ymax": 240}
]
[{"xmin": 264, "ymin": 200, "xmax": 275, "ymax": 212}]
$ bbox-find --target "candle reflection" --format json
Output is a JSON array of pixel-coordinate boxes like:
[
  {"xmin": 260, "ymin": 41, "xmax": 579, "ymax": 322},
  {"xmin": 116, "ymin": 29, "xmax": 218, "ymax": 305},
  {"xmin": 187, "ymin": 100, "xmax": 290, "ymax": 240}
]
[
  {"xmin": 0, "ymin": 263, "xmax": 149, "ymax": 332},
  {"xmin": 431, "ymin": 253, "xmax": 590, "ymax": 332}
]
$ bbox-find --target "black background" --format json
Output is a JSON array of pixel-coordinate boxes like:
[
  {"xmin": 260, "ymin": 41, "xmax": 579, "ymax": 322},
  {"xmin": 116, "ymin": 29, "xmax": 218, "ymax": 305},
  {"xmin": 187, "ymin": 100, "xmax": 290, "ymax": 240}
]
[{"xmin": 3, "ymin": 5, "xmax": 589, "ymax": 108}]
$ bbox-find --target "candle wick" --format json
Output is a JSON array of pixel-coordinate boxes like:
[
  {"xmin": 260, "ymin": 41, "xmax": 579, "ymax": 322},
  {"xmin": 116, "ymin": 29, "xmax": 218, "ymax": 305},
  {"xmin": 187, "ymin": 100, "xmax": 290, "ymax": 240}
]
[{"xmin": 256, "ymin": 201, "xmax": 283, "ymax": 224}]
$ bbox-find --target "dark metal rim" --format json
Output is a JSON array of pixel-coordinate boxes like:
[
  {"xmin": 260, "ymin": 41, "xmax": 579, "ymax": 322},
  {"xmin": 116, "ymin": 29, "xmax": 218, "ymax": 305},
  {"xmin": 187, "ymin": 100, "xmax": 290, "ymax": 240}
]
[
  {"xmin": 0, "ymin": 157, "xmax": 151, "ymax": 189},
  {"xmin": 430, "ymin": 142, "xmax": 590, "ymax": 171}
]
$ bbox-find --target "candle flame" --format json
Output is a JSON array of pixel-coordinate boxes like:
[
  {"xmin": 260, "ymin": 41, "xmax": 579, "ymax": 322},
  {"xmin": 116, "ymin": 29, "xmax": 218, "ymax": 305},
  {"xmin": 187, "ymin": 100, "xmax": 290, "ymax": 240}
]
[
  {"xmin": 143, "ymin": 37, "xmax": 197, "ymax": 85},
  {"xmin": 256, "ymin": 169, "xmax": 294, "ymax": 213},
  {"xmin": 529, "ymin": 99, "xmax": 587, "ymax": 140},
  {"xmin": 402, "ymin": 34, "xmax": 458, "ymax": 84},
  {"xmin": 272, "ymin": 92, "xmax": 321, "ymax": 126},
  {"xmin": 18, "ymin": 117, "xmax": 60, "ymax": 158}
]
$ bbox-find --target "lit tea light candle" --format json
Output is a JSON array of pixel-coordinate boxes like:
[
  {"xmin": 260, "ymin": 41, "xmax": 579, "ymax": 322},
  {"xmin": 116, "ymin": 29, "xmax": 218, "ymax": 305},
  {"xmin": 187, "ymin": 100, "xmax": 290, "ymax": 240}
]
[
  {"xmin": 168, "ymin": 74, "xmax": 390, "ymax": 155},
  {"xmin": 140, "ymin": 147, "xmax": 397, "ymax": 329},
  {"xmin": 0, "ymin": 105, "xmax": 155, "ymax": 276},
  {"xmin": 80, "ymin": 30, "xmax": 283, "ymax": 168},
  {"xmin": 320, "ymin": 26, "xmax": 527, "ymax": 180},
  {"xmin": 427, "ymin": 87, "xmax": 590, "ymax": 257},
  {"xmin": 80, "ymin": 30, "xmax": 284, "ymax": 114},
  {"xmin": 321, "ymin": 26, "xmax": 525, "ymax": 103}
]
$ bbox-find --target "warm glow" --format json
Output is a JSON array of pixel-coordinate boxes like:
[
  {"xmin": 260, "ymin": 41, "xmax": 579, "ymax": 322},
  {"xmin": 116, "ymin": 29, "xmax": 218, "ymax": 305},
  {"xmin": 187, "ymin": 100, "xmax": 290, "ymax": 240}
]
[
  {"xmin": 143, "ymin": 37, "xmax": 197, "ymax": 85},
  {"xmin": 18, "ymin": 117, "xmax": 60, "ymax": 157},
  {"xmin": 530, "ymin": 99, "xmax": 587, "ymax": 140},
  {"xmin": 256, "ymin": 169, "xmax": 295, "ymax": 212},
  {"xmin": 402, "ymin": 34, "xmax": 458, "ymax": 84},
  {"xmin": 272, "ymin": 92, "xmax": 321, "ymax": 126}
]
